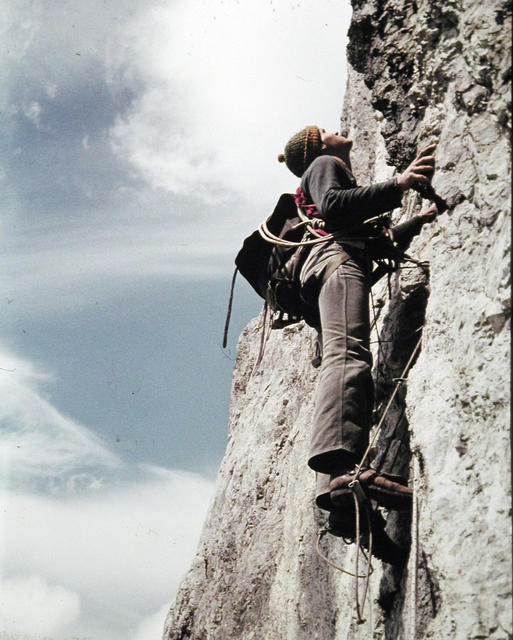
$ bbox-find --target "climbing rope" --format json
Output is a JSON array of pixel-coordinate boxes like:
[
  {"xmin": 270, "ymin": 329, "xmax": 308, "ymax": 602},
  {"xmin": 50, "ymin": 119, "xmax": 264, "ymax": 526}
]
[
  {"xmin": 316, "ymin": 484, "xmax": 374, "ymax": 625},
  {"xmin": 363, "ymin": 260, "xmax": 429, "ymax": 479},
  {"xmin": 314, "ymin": 257, "xmax": 427, "ymax": 629},
  {"xmin": 315, "ymin": 335, "xmax": 423, "ymax": 627},
  {"xmin": 355, "ymin": 331, "xmax": 423, "ymax": 478},
  {"xmin": 369, "ymin": 292, "xmax": 426, "ymax": 471},
  {"xmin": 315, "ymin": 526, "xmax": 373, "ymax": 579},
  {"xmin": 407, "ymin": 453, "xmax": 422, "ymax": 639},
  {"xmin": 222, "ymin": 267, "xmax": 239, "ymax": 349},
  {"xmin": 258, "ymin": 207, "xmax": 368, "ymax": 247},
  {"xmin": 315, "ymin": 487, "xmax": 374, "ymax": 625},
  {"xmin": 352, "ymin": 486, "xmax": 373, "ymax": 624},
  {"xmin": 252, "ymin": 298, "xmax": 274, "ymax": 374},
  {"xmin": 409, "ymin": 492, "xmax": 420, "ymax": 638}
]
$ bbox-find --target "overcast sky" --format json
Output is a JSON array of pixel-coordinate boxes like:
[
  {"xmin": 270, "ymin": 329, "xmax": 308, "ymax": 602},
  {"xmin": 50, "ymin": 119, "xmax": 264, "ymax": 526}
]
[{"xmin": 0, "ymin": 1, "xmax": 351, "ymax": 638}]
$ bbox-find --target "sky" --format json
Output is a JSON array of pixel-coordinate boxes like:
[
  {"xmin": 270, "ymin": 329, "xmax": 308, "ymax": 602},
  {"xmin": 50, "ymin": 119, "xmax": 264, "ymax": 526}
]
[{"xmin": 0, "ymin": 1, "xmax": 351, "ymax": 638}]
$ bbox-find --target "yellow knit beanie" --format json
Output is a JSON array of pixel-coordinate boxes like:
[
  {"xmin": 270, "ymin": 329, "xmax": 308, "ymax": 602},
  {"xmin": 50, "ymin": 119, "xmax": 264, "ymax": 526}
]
[{"xmin": 277, "ymin": 126, "xmax": 322, "ymax": 177}]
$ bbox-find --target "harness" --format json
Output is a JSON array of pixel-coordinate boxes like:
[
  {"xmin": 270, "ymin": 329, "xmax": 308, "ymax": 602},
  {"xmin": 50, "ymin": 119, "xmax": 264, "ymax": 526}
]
[{"xmin": 222, "ymin": 189, "xmax": 418, "ymax": 359}]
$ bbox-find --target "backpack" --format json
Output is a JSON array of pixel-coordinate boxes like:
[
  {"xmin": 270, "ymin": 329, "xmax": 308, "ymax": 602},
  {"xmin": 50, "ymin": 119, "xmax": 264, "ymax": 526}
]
[{"xmin": 222, "ymin": 193, "xmax": 322, "ymax": 351}]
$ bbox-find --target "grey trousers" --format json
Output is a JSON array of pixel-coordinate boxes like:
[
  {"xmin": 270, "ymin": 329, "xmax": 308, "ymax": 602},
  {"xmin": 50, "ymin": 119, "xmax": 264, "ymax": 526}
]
[{"xmin": 306, "ymin": 255, "xmax": 374, "ymax": 506}]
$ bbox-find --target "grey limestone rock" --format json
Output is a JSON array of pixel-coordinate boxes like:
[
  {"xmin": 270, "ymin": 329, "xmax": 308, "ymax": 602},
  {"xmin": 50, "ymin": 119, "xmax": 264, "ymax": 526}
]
[{"xmin": 164, "ymin": 2, "xmax": 511, "ymax": 638}]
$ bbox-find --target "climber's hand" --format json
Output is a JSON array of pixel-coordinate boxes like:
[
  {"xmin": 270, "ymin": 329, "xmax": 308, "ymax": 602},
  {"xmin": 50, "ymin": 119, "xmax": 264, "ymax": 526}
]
[
  {"xmin": 397, "ymin": 144, "xmax": 436, "ymax": 191},
  {"xmin": 418, "ymin": 202, "xmax": 439, "ymax": 223}
]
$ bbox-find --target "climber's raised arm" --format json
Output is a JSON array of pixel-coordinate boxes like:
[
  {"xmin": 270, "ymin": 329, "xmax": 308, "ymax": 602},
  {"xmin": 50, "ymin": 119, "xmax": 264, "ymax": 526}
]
[
  {"xmin": 303, "ymin": 155, "xmax": 403, "ymax": 229},
  {"xmin": 297, "ymin": 132, "xmax": 437, "ymax": 232}
]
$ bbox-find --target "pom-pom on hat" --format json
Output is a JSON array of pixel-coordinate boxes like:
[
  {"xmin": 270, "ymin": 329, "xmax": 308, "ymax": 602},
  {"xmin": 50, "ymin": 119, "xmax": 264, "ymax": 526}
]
[{"xmin": 277, "ymin": 125, "xmax": 322, "ymax": 177}]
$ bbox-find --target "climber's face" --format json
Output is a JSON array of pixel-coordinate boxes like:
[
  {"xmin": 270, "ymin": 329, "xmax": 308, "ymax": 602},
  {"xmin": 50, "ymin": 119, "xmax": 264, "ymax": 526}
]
[{"xmin": 320, "ymin": 129, "xmax": 353, "ymax": 160}]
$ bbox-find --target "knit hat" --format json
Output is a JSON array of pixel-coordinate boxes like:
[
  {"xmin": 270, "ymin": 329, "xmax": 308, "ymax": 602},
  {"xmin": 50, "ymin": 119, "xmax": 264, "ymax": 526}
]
[{"xmin": 277, "ymin": 126, "xmax": 322, "ymax": 177}]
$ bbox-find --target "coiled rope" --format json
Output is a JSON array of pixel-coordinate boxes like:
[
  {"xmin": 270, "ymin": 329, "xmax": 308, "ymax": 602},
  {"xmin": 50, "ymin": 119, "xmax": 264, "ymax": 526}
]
[{"xmin": 257, "ymin": 207, "xmax": 368, "ymax": 247}]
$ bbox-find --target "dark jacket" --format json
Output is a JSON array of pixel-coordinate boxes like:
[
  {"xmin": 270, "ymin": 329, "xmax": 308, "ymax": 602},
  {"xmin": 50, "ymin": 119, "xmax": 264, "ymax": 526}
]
[
  {"xmin": 301, "ymin": 155, "xmax": 402, "ymax": 232},
  {"xmin": 299, "ymin": 155, "xmax": 424, "ymax": 303}
]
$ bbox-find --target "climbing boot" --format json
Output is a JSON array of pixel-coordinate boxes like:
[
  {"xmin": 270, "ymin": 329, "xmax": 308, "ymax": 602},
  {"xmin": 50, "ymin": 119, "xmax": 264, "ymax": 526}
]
[
  {"xmin": 329, "ymin": 467, "xmax": 412, "ymax": 511},
  {"xmin": 327, "ymin": 509, "xmax": 408, "ymax": 566}
]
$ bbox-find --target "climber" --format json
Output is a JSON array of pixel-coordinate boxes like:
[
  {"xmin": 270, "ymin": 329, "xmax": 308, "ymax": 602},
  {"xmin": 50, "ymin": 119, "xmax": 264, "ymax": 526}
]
[{"xmin": 277, "ymin": 126, "xmax": 439, "ymax": 517}]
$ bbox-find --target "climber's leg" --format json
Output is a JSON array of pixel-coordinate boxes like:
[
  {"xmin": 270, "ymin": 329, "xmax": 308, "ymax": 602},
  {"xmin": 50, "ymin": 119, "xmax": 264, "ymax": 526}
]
[{"xmin": 307, "ymin": 257, "xmax": 373, "ymax": 475}]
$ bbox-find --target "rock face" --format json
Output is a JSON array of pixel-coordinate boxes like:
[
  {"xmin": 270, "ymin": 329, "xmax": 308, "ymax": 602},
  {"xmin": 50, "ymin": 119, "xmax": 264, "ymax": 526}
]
[{"xmin": 163, "ymin": 2, "xmax": 511, "ymax": 639}]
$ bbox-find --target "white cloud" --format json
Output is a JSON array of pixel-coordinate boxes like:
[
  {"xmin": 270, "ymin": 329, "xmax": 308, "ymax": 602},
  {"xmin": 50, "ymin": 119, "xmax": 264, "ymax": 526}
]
[
  {"xmin": 108, "ymin": 0, "xmax": 350, "ymax": 203},
  {"xmin": 45, "ymin": 82, "xmax": 57, "ymax": 99},
  {"xmin": 0, "ymin": 3, "xmax": 352, "ymax": 632},
  {"xmin": 0, "ymin": 575, "xmax": 80, "ymax": 637},
  {"xmin": 1, "ymin": 467, "xmax": 214, "ymax": 640},
  {"xmin": 132, "ymin": 603, "xmax": 169, "ymax": 640},
  {"xmin": 0, "ymin": 233, "xmax": 236, "ymax": 316},
  {"xmin": 0, "ymin": 346, "xmax": 120, "ymax": 490},
  {"xmin": 0, "ymin": 344, "xmax": 214, "ymax": 639},
  {"xmin": 0, "ymin": 0, "xmax": 41, "ymax": 63},
  {"xmin": 22, "ymin": 101, "xmax": 41, "ymax": 126},
  {"xmin": 0, "ymin": 0, "xmax": 138, "ymax": 74},
  {"xmin": 0, "ymin": 0, "xmax": 351, "ymax": 301}
]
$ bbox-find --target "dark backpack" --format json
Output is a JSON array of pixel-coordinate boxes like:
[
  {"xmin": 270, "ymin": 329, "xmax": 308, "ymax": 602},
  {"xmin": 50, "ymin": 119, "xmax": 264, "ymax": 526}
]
[
  {"xmin": 238, "ymin": 193, "xmax": 319, "ymax": 324},
  {"xmin": 222, "ymin": 194, "xmax": 318, "ymax": 349}
]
